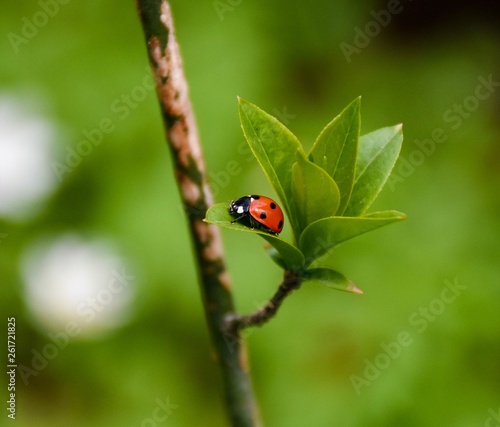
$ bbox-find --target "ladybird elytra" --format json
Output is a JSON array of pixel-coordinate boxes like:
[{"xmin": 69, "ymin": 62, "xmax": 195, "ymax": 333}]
[{"xmin": 228, "ymin": 195, "xmax": 284, "ymax": 235}]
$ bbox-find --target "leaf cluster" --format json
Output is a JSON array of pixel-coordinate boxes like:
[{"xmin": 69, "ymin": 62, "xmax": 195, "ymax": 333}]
[{"xmin": 206, "ymin": 98, "xmax": 405, "ymax": 293}]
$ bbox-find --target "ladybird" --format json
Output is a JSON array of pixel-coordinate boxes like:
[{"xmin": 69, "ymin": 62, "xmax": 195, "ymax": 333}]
[{"xmin": 229, "ymin": 195, "xmax": 284, "ymax": 235}]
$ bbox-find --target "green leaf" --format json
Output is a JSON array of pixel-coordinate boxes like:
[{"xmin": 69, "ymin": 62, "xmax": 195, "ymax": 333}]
[
  {"xmin": 205, "ymin": 203, "xmax": 305, "ymax": 270},
  {"xmin": 292, "ymin": 153, "xmax": 340, "ymax": 236},
  {"xmin": 309, "ymin": 97, "xmax": 361, "ymax": 215},
  {"xmin": 302, "ymin": 267, "xmax": 363, "ymax": 294},
  {"xmin": 260, "ymin": 234, "xmax": 305, "ymax": 271},
  {"xmin": 238, "ymin": 98, "xmax": 304, "ymax": 239},
  {"xmin": 299, "ymin": 210, "xmax": 406, "ymax": 262},
  {"xmin": 263, "ymin": 244, "xmax": 287, "ymax": 270},
  {"xmin": 344, "ymin": 125, "xmax": 403, "ymax": 216}
]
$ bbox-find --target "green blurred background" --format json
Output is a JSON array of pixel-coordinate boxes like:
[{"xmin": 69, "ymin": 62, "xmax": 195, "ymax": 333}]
[{"xmin": 1, "ymin": 1, "xmax": 499, "ymax": 426}]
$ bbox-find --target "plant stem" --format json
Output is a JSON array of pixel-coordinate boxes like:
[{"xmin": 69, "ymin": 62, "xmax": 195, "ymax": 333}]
[
  {"xmin": 135, "ymin": 1, "xmax": 260, "ymax": 425},
  {"xmin": 225, "ymin": 271, "xmax": 302, "ymax": 333}
]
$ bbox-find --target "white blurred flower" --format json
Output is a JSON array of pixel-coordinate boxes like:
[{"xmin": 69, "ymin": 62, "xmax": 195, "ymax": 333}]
[
  {"xmin": 21, "ymin": 233, "xmax": 136, "ymax": 338},
  {"xmin": 0, "ymin": 95, "xmax": 58, "ymax": 220}
]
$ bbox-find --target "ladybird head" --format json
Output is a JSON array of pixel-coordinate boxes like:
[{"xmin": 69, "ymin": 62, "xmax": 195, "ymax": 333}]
[{"xmin": 228, "ymin": 196, "xmax": 251, "ymax": 216}]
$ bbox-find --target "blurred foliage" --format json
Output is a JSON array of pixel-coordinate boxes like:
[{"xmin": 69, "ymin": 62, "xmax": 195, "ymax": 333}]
[{"xmin": 1, "ymin": 0, "xmax": 499, "ymax": 426}]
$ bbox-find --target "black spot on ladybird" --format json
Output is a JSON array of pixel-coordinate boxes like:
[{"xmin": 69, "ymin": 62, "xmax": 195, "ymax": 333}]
[
  {"xmin": 260, "ymin": 212, "xmax": 267, "ymax": 219},
  {"xmin": 278, "ymin": 220, "xmax": 283, "ymax": 230},
  {"xmin": 270, "ymin": 202, "xmax": 276, "ymax": 209}
]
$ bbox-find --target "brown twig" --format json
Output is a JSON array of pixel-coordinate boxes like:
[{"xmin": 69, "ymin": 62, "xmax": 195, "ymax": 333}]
[
  {"xmin": 135, "ymin": 1, "xmax": 260, "ymax": 425},
  {"xmin": 225, "ymin": 271, "xmax": 302, "ymax": 334}
]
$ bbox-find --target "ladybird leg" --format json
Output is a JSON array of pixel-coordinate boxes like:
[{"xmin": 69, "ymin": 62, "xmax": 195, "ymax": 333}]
[
  {"xmin": 249, "ymin": 216, "xmax": 256, "ymax": 230},
  {"xmin": 266, "ymin": 228, "xmax": 277, "ymax": 236},
  {"xmin": 230, "ymin": 215, "xmax": 245, "ymax": 224}
]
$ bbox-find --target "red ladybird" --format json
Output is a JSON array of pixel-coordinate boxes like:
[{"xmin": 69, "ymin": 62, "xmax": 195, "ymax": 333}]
[{"xmin": 229, "ymin": 195, "xmax": 284, "ymax": 235}]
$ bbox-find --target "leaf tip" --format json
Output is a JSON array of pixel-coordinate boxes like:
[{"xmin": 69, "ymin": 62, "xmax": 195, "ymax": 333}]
[
  {"xmin": 237, "ymin": 96, "xmax": 250, "ymax": 106},
  {"xmin": 349, "ymin": 282, "xmax": 364, "ymax": 294}
]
